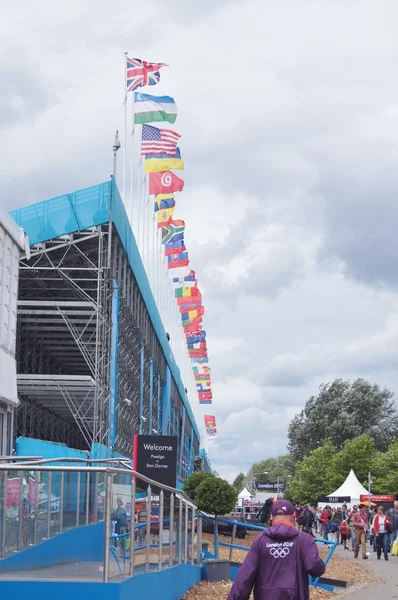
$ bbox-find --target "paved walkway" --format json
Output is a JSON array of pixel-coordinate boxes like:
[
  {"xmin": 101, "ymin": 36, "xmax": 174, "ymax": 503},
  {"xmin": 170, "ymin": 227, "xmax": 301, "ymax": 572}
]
[{"xmin": 332, "ymin": 543, "xmax": 398, "ymax": 598}]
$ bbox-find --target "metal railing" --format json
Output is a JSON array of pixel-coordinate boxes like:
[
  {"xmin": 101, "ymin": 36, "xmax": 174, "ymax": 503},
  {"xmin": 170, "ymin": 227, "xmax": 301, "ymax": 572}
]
[{"xmin": 0, "ymin": 457, "xmax": 201, "ymax": 582}]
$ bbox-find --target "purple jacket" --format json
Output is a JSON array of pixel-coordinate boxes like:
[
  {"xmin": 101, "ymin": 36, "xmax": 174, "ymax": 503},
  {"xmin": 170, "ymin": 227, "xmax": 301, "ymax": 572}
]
[{"xmin": 227, "ymin": 523, "xmax": 325, "ymax": 600}]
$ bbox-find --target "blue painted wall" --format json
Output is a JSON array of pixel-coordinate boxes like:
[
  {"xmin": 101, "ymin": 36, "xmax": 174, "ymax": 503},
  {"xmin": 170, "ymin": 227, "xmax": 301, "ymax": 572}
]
[
  {"xmin": 0, "ymin": 522, "xmax": 104, "ymax": 573},
  {"xmin": 16, "ymin": 437, "xmax": 88, "ymax": 462},
  {"xmin": 0, "ymin": 562, "xmax": 201, "ymax": 600}
]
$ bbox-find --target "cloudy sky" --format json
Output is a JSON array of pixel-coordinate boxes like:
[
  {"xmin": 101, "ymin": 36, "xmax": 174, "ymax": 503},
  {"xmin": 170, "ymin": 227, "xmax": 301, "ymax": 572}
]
[{"xmin": 2, "ymin": 0, "xmax": 398, "ymax": 481}]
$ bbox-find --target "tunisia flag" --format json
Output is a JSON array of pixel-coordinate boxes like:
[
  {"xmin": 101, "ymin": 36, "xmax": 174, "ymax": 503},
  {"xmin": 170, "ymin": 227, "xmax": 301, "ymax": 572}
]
[{"xmin": 149, "ymin": 171, "xmax": 184, "ymax": 195}]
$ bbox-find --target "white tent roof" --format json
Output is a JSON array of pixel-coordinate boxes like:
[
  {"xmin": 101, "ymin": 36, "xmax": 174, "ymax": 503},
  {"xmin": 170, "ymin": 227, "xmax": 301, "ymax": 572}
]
[
  {"xmin": 324, "ymin": 469, "xmax": 368, "ymax": 505},
  {"xmin": 238, "ymin": 487, "xmax": 252, "ymax": 499}
]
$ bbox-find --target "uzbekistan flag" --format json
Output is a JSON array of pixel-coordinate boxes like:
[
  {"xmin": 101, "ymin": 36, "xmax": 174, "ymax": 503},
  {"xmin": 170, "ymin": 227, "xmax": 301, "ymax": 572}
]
[{"xmin": 134, "ymin": 92, "xmax": 177, "ymax": 124}]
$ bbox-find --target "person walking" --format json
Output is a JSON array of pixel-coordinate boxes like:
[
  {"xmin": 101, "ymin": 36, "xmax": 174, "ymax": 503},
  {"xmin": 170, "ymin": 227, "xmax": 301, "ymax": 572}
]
[
  {"xmin": 373, "ymin": 506, "xmax": 392, "ymax": 561},
  {"xmin": 348, "ymin": 506, "xmax": 358, "ymax": 551},
  {"xmin": 319, "ymin": 506, "xmax": 330, "ymax": 540},
  {"xmin": 353, "ymin": 504, "xmax": 369, "ymax": 560},
  {"xmin": 386, "ymin": 501, "xmax": 398, "ymax": 551},
  {"xmin": 227, "ymin": 500, "xmax": 325, "ymax": 600}
]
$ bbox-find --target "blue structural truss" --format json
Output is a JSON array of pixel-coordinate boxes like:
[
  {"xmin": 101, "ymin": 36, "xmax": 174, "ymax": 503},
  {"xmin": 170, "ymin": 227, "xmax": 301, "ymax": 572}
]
[{"xmin": 11, "ymin": 179, "xmax": 202, "ymax": 483}]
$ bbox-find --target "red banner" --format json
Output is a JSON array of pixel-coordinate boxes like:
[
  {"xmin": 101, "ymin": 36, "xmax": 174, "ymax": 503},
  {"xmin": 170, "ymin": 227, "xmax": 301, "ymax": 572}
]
[{"xmin": 360, "ymin": 494, "xmax": 395, "ymax": 502}]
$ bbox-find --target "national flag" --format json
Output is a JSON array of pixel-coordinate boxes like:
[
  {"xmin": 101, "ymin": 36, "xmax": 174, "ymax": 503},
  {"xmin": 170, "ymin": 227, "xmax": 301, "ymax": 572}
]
[
  {"xmin": 141, "ymin": 124, "xmax": 180, "ymax": 156},
  {"xmin": 192, "ymin": 364, "xmax": 209, "ymax": 374},
  {"xmin": 181, "ymin": 307, "xmax": 204, "ymax": 321},
  {"xmin": 188, "ymin": 350, "xmax": 207, "ymax": 358},
  {"xmin": 164, "ymin": 240, "xmax": 186, "ymax": 256},
  {"xmin": 162, "ymin": 220, "xmax": 185, "ymax": 244},
  {"xmin": 167, "ymin": 252, "xmax": 190, "ymax": 269},
  {"xmin": 172, "ymin": 271, "xmax": 197, "ymax": 287},
  {"xmin": 188, "ymin": 335, "xmax": 206, "ymax": 346},
  {"xmin": 177, "ymin": 293, "xmax": 202, "ymax": 306},
  {"xmin": 134, "ymin": 92, "xmax": 177, "ymax": 124},
  {"xmin": 205, "ymin": 415, "xmax": 217, "ymax": 429},
  {"xmin": 184, "ymin": 308, "xmax": 204, "ymax": 320},
  {"xmin": 197, "ymin": 384, "xmax": 212, "ymax": 391},
  {"xmin": 187, "ymin": 342, "xmax": 207, "ymax": 351},
  {"xmin": 126, "ymin": 58, "xmax": 167, "ymax": 93},
  {"xmin": 183, "ymin": 317, "xmax": 203, "ymax": 329},
  {"xmin": 184, "ymin": 323, "xmax": 203, "ymax": 334},
  {"xmin": 149, "ymin": 171, "xmax": 184, "ymax": 195},
  {"xmin": 199, "ymin": 391, "xmax": 213, "ymax": 403},
  {"xmin": 175, "ymin": 287, "xmax": 201, "ymax": 299},
  {"xmin": 145, "ymin": 148, "xmax": 184, "ymax": 173},
  {"xmin": 154, "ymin": 194, "xmax": 175, "ymax": 212},
  {"xmin": 179, "ymin": 303, "xmax": 202, "ymax": 313},
  {"xmin": 157, "ymin": 206, "xmax": 175, "ymax": 228}
]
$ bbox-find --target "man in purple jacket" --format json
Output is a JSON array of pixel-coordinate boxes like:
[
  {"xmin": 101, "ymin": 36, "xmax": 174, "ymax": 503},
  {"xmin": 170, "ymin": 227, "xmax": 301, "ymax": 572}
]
[{"xmin": 228, "ymin": 500, "xmax": 325, "ymax": 600}]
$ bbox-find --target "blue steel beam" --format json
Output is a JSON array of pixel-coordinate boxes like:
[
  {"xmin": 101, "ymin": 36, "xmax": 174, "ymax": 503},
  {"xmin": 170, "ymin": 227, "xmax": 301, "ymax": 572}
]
[
  {"xmin": 161, "ymin": 366, "xmax": 171, "ymax": 435},
  {"xmin": 149, "ymin": 358, "xmax": 154, "ymax": 434},
  {"xmin": 139, "ymin": 344, "xmax": 145, "ymax": 434},
  {"xmin": 157, "ymin": 374, "xmax": 161, "ymax": 433},
  {"xmin": 108, "ymin": 280, "xmax": 120, "ymax": 448}
]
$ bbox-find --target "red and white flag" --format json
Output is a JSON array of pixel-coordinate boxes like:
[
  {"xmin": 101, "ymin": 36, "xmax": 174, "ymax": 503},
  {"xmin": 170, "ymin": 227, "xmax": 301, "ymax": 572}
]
[{"xmin": 149, "ymin": 171, "xmax": 184, "ymax": 195}]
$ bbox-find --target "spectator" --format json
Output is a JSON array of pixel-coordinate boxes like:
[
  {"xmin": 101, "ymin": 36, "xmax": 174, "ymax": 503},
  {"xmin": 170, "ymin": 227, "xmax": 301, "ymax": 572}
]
[
  {"xmin": 319, "ymin": 506, "xmax": 331, "ymax": 540},
  {"xmin": 373, "ymin": 506, "xmax": 392, "ymax": 561},
  {"xmin": 227, "ymin": 500, "xmax": 325, "ymax": 600},
  {"xmin": 353, "ymin": 504, "xmax": 369, "ymax": 560},
  {"xmin": 386, "ymin": 501, "xmax": 398, "ymax": 551}
]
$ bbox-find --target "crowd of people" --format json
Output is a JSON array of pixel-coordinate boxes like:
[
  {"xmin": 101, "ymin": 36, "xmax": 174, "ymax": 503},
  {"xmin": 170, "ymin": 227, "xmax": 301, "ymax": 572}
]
[{"xmin": 292, "ymin": 500, "xmax": 398, "ymax": 561}]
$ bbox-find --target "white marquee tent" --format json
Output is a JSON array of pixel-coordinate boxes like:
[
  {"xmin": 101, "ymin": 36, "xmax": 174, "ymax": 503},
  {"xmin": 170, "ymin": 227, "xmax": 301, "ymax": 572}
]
[
  {"xmin": 237, "ymin": 487, "xmax": 252, "ymax": 506},
  {"xmin": 320, "ymin": 469, "xmax": 369, "ymax": 507}
]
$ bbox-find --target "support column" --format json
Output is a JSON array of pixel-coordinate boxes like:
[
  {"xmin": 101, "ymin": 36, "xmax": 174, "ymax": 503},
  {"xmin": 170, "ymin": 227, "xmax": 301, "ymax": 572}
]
[
  {"xmin": 108, "ymin": 280, "xmax": 120, "ymax": 448},
  {"xmin": 161, "ymin": 366, "xmax": 171, "ymax": 435},
  {"xmin": 139, "ymin": 344, "xmax": 145, "ymax": 434}
]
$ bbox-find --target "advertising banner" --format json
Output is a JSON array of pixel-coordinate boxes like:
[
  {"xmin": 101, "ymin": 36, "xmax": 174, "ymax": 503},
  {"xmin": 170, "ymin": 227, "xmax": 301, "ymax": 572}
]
[
  {"xmin": 317, "ymin": 495, "xmax": 351, "ymax": 503},
  {"xmin": 133, "ymin": 435, "xmax": 178, "ymax": 495},
  {"xmin": 359, "ymin": 494, "xmax": 395, "ymax": 503},
  {"xmin": 6, "ymin": 477, "xmax": 21, "ymax": 508},
  {"xmin": 255, "ymin": 481, "xmax": 286, "ymax": 492},
  {"xmin": 204, "ymin": 415, "xmax": 217, "ymax": 437}
]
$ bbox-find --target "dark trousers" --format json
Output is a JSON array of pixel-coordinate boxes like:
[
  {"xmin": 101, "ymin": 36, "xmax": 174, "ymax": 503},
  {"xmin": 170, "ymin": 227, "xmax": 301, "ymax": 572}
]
[{"xmin": 377, "ymin": 532, "xmax": 389, "ymax": 559}]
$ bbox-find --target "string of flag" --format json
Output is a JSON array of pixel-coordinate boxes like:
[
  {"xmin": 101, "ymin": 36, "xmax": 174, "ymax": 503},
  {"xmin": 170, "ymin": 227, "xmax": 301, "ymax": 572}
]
[{"xmin": 125, "ymin": 57, "xmax": 215, "ymax": 436}]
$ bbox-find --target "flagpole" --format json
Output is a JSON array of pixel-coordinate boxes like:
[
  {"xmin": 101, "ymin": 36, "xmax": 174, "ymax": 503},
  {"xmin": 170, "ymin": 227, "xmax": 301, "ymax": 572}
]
[
  {"xmin": 130, "ymin": 90, "xmax": 135, "ymax": 227},
  {"xmin": 123, "ymin": 51, "xmax": 128, "ymax": 202}
]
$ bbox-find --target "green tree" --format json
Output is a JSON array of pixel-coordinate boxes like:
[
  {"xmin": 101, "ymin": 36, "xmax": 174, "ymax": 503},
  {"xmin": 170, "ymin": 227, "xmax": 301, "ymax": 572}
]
[
  {"xmin": 183, "ymin": 471, "xmax": 214, "ymax": 501},
  {"xmin": 285, "ymin": 441, "xmax": 336, "ymax": 505},
  {"xmin": 246, "ymin": 455, "xmax": 295, "ymax": 493},
  {"xmin": 288, "ymin": 378, "xmax": 398, "ymax": 460},
  {"xmin": 372, "ymin": 440, "xmax": 398, "ymax": 494},
  {"xmin": 330, "ymin": 434, "xmax": 376, "ymax": 490},
  {"xmin": 195, "ymin": 476, "xmax": 237, "ymax": 516},
  {"xmin": 232, "ymin": 472, "xmax": 245, "ymax": 493}
]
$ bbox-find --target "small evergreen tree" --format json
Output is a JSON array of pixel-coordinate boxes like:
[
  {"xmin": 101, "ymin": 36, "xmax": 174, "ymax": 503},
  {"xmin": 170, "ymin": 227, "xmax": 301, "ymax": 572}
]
[
  {"xmin": 195, "ymin": 476, "xmax": 237, "ymax": 558},
  {"xmin": 183, "ymin": 471, "xmax": 214, "ymax": 501}
]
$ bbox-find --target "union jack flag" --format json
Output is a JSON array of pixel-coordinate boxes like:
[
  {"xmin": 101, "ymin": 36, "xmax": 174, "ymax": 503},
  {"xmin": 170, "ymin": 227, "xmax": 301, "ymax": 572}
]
[{"xmin": 126, "ymin": 57, "xmax": 167, "ymax": 93}]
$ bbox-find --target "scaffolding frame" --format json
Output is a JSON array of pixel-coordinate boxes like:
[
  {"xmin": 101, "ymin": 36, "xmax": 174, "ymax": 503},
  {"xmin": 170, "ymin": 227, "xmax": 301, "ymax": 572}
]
[{"xmin": 15, "ymin": 216, "xmax": 200, "ymax": 474}]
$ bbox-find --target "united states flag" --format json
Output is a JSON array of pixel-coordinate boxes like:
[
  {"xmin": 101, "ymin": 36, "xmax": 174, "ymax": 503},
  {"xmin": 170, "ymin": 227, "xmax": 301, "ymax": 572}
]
[
  {"xmin": 141, "ymin": 124, "xmax": 181, "ymax": 156},
  {"xmin": 126, "ymin": 57, "xmax": 167, "ymax": 93}
]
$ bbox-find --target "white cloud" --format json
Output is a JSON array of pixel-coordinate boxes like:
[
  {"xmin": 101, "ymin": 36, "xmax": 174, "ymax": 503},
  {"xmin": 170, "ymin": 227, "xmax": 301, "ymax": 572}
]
[{"xmin": 1, "ymin": 0, "xmax": 398, "ymax": 480}]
